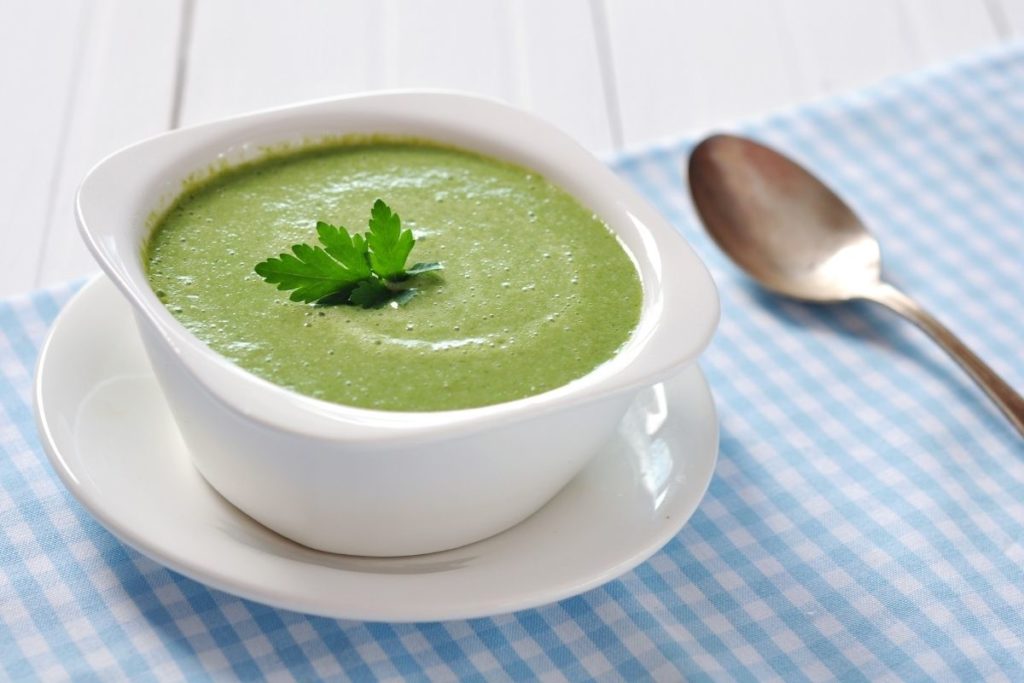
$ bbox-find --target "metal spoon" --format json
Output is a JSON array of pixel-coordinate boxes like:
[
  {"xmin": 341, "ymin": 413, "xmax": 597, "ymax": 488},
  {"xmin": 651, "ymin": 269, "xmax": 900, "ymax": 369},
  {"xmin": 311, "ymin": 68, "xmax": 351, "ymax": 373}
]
[{"xmin": 688, "ymin": 133, "xmax": 1024, "ymax": 437}]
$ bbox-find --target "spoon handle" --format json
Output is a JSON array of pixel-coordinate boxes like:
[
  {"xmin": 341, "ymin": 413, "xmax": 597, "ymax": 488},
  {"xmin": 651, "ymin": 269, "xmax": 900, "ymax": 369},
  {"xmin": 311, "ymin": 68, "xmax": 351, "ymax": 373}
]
[{"xmin": 864, "ymin": 282, "xmax": 1024, "ymax": 438}]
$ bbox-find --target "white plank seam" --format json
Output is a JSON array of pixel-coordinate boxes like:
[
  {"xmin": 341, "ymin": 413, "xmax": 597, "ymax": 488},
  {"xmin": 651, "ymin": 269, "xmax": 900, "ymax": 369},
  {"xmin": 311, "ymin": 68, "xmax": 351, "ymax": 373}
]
[
  {"xmin": 591, "ymin": 0, "xmax": 625, "ymax": 151},
  {"xmin": 31, "ymin": 4, "xmax": 92, "ymax": 288},
  {"xmin": 170, "ymin": 0, "xmax": 196, "ymax": 129},
  {"xmin": 985, "ymin": 0, "xmax": 1013, "ymax": 39}
]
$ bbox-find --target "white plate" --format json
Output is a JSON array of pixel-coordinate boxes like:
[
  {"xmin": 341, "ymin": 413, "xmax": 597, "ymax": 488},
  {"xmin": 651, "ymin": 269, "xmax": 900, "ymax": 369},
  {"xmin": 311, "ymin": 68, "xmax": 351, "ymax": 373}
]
[{"xmin": 34, "ymin": 276, "xmax": 719, "ymax": 622}]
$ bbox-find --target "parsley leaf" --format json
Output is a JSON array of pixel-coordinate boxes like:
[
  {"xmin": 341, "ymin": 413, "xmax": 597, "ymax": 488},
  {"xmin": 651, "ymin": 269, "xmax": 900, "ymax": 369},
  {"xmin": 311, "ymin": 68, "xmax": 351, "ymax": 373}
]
[
  {"xmin": 405, "ymin": 262, "xmax": 444, "ymax": 276},
  {"xmin": 253, "ymin": 243, "xmax": 363, "ymax": 303},
  {"xmin": 366, "ymin": 199, "xmax": 415, "ymax": 280},
  {"xmin": 316, "ymin": 221, "xmax": 371, "ymax": 281},
  {"xmin": 348, "ymin": 279, "xmax": 391, "ymax": 308},
  {"xmin": 254, "ymin": 199, "xmax": 442, "ymax": 308}
]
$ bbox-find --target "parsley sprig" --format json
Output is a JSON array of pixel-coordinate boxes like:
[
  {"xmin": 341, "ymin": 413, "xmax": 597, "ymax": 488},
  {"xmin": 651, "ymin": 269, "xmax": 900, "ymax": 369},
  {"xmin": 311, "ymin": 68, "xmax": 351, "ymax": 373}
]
[{"xmin": 254, "ymin": 199, "xmax": 442, "ymax": 307}]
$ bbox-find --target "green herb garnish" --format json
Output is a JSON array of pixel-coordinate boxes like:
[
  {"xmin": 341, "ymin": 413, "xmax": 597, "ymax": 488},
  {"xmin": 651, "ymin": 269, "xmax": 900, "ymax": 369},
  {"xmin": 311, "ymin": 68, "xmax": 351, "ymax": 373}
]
[{"xmin": 254, "ymin": 199, "xmax": 442, "ymax": 307}]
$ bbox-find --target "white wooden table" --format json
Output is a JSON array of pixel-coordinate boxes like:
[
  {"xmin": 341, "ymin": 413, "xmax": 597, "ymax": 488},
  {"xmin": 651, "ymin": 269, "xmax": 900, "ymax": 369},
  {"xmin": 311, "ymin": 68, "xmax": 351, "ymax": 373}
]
[{"xmin": 3, "ymin": 0, "xmax": 1021, "ymax": 298}]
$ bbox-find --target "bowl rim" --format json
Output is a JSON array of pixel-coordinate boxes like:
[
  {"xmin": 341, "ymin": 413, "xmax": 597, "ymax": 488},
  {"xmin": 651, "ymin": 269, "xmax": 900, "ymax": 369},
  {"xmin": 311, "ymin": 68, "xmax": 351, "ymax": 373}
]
[{"xmin": 76, "ymin": 90, "xmax": 719, "ymax": 443}]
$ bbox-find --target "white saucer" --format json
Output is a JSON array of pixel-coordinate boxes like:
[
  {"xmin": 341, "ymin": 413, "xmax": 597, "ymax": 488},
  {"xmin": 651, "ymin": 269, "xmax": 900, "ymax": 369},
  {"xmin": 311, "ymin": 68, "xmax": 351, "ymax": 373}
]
[{"xmin": 34, "ymin": 276, "xmax": 719, "ymax": 622}]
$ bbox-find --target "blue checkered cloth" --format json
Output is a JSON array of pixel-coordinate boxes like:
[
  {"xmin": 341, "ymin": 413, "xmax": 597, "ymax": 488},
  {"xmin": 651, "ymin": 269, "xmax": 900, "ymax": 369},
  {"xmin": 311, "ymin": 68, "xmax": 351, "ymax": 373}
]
[{"xmin": 4, "ymin": 45, "xmax": 1024, "ymax": 681}]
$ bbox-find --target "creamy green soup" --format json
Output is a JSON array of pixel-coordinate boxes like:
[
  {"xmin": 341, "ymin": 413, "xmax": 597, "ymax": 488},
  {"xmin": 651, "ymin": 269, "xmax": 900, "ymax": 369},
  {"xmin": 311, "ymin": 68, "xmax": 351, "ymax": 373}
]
[{"xmin": 146, "ymin": 140, "xmax": 642, "ymax": 411}]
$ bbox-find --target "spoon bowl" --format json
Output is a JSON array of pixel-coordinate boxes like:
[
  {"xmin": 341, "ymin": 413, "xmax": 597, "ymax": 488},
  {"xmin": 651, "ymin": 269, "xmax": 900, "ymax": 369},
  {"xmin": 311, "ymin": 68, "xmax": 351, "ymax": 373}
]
[
  {"xmin": 688, "ymin": 133, "xmax": 1024, "ymax": 437},
  {"xmin": 689, "ymin": 134, "xmax": 880, "ymax": 301}
]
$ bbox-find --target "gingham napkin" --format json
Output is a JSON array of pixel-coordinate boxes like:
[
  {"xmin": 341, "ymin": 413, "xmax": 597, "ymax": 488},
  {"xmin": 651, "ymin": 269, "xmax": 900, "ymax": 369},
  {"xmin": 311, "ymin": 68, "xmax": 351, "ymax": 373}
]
[{"xmin": 3, "ymin": 45, "xmax": 1024, "ymax": 681}]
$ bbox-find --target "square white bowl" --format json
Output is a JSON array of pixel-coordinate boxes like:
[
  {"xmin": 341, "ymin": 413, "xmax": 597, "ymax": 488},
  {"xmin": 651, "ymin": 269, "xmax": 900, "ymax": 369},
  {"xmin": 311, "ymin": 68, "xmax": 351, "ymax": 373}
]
[{"xmin": 76, "ymin": 92, "xmax": 719, "ymax": 556}]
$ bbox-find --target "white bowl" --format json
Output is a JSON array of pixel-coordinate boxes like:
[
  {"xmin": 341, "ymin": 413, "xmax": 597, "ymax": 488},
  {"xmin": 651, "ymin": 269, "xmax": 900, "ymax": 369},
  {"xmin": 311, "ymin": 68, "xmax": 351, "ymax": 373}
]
[{"xmin": 76, "ymin": 92, "xmax": 719, "ymax": 557}]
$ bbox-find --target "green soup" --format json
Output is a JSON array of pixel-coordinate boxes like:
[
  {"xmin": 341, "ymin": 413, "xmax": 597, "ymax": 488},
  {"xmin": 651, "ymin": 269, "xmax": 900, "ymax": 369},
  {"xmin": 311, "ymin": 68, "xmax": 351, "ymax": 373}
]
[{"xmin": 145, "ymin": 140, "xmax": 642, "ymax": 411}]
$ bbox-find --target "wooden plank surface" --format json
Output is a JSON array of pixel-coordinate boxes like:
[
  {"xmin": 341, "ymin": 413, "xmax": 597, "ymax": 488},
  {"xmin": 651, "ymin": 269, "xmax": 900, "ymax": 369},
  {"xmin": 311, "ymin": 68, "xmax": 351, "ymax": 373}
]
[
  {"xmin": 182, "ymin": 0, "xmax": 612, "ymax": 149},
  {"xmin": 994, "ymin": 0, "xmax": 1024, "ymax": 35},
  {"xmin": 601, "ymin": 0, "xmax": 800, "ymax": 145},
  {"xmin": 181, "ymin": 1, "xmax": 376, "ymax": 125},
  {"xmin": 37, "ymin": 0, "xmax": 183, "ymax": 288},
  {"xmin": 781, "ymin": 0, "xmax": 918, "ymax": 97},
  {"xmin": 0, "ymin": 2, "xmax": 85, "ymax": 297},
  {"xmin": 903, "ymin": 0, "xmax": 1001, "ymax": 59},
  {"xmin": 0, "ymin": 0, "xmax": 1015, "ymax": 294}
]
